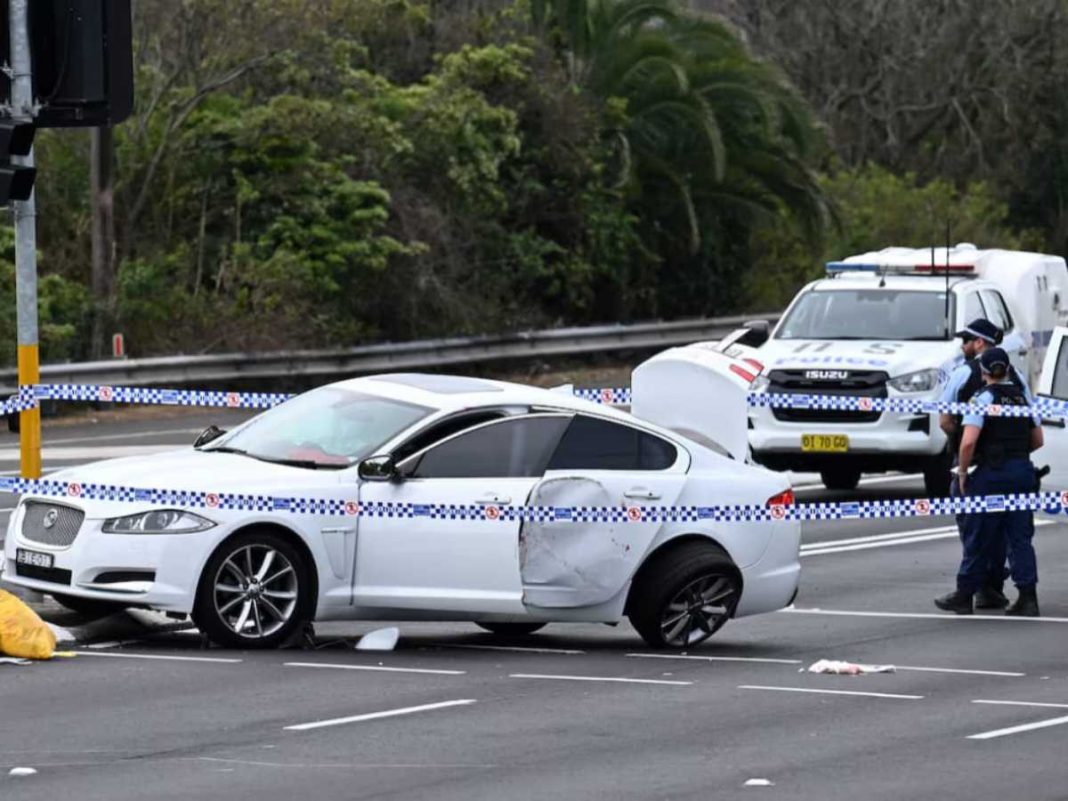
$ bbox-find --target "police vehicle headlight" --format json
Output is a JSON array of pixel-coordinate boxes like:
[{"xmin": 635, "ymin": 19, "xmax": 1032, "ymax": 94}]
[
  {"xmin": 888, "ymin": 368, "xmax": 941, "ymax": 394},
  {"xmin": 102, "ymin": 510, "xmax": 216, "ymax": 535},
  {"xmin": 750, "ymin": 375, "xmax": 770, "ymax": 393}
]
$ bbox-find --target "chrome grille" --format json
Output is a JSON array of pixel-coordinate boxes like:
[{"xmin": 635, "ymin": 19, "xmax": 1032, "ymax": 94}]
[
  {"xmin": 21, "ymin": 502, "xmax": 85, "ymax": 547},
  {"xmin": 767, "ymin": 369, "xmax": 888, "ymax": 423}
]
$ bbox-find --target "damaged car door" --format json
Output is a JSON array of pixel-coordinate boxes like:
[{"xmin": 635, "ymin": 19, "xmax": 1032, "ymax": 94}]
[
  {"xmin": 355, "ymin": 414, "xmax": 571, "ymax": 613},
  {"xmin": 520, "ymin": 415, "xmax": 689, "ymax": 608}
]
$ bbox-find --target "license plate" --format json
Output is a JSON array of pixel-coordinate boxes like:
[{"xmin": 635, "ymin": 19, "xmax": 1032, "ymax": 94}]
[
  {"xmin": 801, "ymin": 434, "xmax": 849, "ymax": 453},
  {"xmin": 15, "ymin": 548, "xmax": 53, "ymax": 569}
]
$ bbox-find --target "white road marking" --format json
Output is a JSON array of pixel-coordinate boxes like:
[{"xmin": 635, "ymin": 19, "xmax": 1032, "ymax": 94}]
[
  {"xmin": 626, "ymin": 653, "xmax": 802, "ymax": 665},
  {"xmin": 509, "ymin": 673, "xmax": 692, "ymax": 686},
  {"xmin": 802, "ymin": 519, "xmax": 1055, "ymax": 557},
  {"xmin": 430, "ymin": 643, "xmax": 585, "ymax": 655},
  {"xmin": 195, "ymin": 756, "xmax": 495, "ymax": 769},
  {"xmin": 284, "ymin": 699, "xmax": 476, "ymax": 732},
  {"xmin": 967, "ymin": 714, "xmax": 1068, "ymax": 740},
  {"xmin": 794, "ymin": 473, "xmax": 921, "ymax": 491},
  {"xmin": 781, "ymin": 607, "xmax": 1068, "ymax": 624},
  {"xmin": 73, "ymin": 651, "xmax": 241, "ymax": 664},
  {"xmin": 284, "ymin": 662, "xmax": 465, "ymax": 676},
  {"xmin": 44, "ymin": 427, "xmax": 205, "ymax": 446},
  {"xmin": 0, "ymin": 445, "xmax": 174, "ymax": 460},
  {"xmin": 739, "ymin": 685, "xmax": 923, "ymax": 700},
  {"xmin": 895, "ymin": 666, "xmax": 1025, "ymax": 678},
  {"xmin": 972, "ymin": 699, "xmax": 1068, "ymax": 709}
]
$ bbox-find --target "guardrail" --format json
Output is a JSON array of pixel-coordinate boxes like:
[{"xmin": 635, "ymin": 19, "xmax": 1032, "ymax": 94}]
[{"xmin": 0, "ymin": 313, "xmax": 778, "ymax": 393}]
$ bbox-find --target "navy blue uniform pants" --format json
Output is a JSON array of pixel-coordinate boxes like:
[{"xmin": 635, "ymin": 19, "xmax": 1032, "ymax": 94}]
[
  {"xmin": 950, "ymin": 473, "xmax": 1006, "ymax": 591},
  {"xmin": 957, "ymin": 459, "xmax": 1038, "ymax": 593}
]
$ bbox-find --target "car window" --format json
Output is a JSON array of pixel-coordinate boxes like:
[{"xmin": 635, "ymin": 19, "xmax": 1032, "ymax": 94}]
[
  {"xmin": 777, "ymin": 289, "xmax": 954, "ymax": 340},
  {"xmin": 547, "ymin": 415, "xmax": 677, "ymax": 471},
  {"xmin": 962, "ymin": 291, "xmax": 986, "ymax": 325},
  {"xmin": 981, "ymin": 290, "xmax": 1013, "ymax": 330},
  {"xmin": 391, "ymin": 410, "xmax": 508, "ymax": 463},
  {"xmin": 1049, "ymin": 338, "xmax": 1068, "ymax": 400},
  {"xmin": 406, "ymin": 415, "xmax": 570, "ymax": 479}
]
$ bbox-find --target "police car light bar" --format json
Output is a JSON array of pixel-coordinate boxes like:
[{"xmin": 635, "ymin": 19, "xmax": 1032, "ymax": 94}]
[{"xmin": 825, "ymin": 261, "xmax": 975, "ymax": 275}]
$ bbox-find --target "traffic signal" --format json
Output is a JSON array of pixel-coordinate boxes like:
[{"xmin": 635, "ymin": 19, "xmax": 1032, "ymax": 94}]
[
  {"xmin": 0, "ymin": 120, "xmax": 35, "ymax": 204},
  {"xmin": 0, "ymin": 0, "xmax": 133, "ymax": 128}
]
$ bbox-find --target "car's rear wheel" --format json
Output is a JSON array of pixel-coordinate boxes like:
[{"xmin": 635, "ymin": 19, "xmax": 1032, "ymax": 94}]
[
  {"xmin": 193, "ymin": 530, "xmax": 312, "ymax": 649},
  {"xmin": 51, "ymin": 593, "xmax": 126, "ymax": 619},
  {"xmin": 820, "ymin": 468, "xmax": 861, "ymax": 491},
  {"xmin": 475, "ymin": 622, "xmax": 546, "ymax": 637},
  {"xmin": 628, "ymin": 542, "xmax": 741, "ymax": 649}
]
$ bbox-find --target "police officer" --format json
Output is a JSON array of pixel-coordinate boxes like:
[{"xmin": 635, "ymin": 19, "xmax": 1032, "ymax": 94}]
[
  {"xmin": 934, "ymin": 347, "xmax": 1043, "ymax": 616},
  {"xmin": 937, "ymin": 318, "xmax": 1028, "ymax": 609}
]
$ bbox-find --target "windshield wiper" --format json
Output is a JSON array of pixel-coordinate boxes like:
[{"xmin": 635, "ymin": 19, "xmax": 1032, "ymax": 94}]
[
  {"xmin": 246, "ymin": 455, "xmax": 348, "ymax": 471},
  {"xmin": 199, "ymin": 445, "xmax": 248, "ymax": 454}
]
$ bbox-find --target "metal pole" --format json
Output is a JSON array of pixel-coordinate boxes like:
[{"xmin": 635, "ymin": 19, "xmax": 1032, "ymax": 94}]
[{"xmin": 9, "ymin": 0, "xmax": 40, "ymax": 478}]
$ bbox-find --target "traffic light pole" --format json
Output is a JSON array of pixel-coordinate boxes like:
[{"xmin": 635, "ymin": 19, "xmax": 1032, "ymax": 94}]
[{"xmin": 8, "ymin": 0, "xmax": 40, "ymax": 478}]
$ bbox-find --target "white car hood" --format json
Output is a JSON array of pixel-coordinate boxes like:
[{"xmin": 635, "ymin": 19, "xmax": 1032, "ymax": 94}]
[
  {"xmin": 755, "ymin": 338, "xmax": 960, "ymax": 378},
  {"xmin": 45, "ymin": 448, "xmax": 345, "ymax": 501}
]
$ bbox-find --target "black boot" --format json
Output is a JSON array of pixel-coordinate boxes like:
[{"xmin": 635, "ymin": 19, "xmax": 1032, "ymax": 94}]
[
  {"xmin": 975, "ymin": 586, "xmax": 1010, "ymax": 610},
  {"xmin": 934, "ymin": 590, "xmax": 974, "ymax": 615},
  {"xmin": 1005, "ymin": 586, "xmax": 1040, "ymax": 617}
]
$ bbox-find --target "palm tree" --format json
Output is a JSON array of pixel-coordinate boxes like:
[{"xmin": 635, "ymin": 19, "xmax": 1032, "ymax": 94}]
[{"xmin": 531, "ymin": 0, "xmax": 829, "ymax": 268}]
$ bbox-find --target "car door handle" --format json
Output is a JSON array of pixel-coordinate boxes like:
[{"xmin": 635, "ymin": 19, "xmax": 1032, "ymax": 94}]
[
  {"xmin": 624, "ymin": 488, "xmax": 662, "ymax": 500},
  {"xmin": 1041, "ymin": 417, "xmax": 1066, "ymax": 429},
  {"xmin": 476, "ymin": 494, "xmax": 512, "ymax": 505}
]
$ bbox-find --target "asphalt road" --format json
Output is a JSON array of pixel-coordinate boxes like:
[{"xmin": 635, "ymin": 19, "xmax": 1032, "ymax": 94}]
[{"xmin": 2, "ymin": 412, "xmax": 1068, "ymax": 801}]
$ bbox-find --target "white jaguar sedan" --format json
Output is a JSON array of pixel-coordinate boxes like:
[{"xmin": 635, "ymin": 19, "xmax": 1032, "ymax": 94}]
[{"xmin": 2, "ymin": 372, "xmax": 800, "ymax": 649}]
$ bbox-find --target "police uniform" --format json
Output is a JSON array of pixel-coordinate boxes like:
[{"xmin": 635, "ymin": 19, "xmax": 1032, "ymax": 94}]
[{"xmin": 955, "ymin": 381, "xmax": 1039, "ymax": 606}]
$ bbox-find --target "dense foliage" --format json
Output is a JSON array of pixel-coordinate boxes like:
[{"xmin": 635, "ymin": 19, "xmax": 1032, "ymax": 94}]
[{"xmin": 1, "ymin": 0, "xmax": 1057, "ymax": 362}]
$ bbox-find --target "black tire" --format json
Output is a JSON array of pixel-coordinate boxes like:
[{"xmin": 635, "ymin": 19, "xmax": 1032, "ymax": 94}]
[
  {"xmin": 820, "ymin": 468, "xmax": 861, "ymax": 491},
  {"xmin": 923, "ymin": 449, "xmax": 953, "ymax": 497},
  {"xmin": 51, "ymin": 593, "xmax": 126, "ymax": 619},
  {"xmin": 628, "ymin": 541, "xmax": 741, "ymax": 649},
  {"xmin": 475, "ymin": 622, "xmax": 546, "ymax": 637},
  {"xmin": 192, "ymin": 530, "xmax": 313, "ymax": 649}
]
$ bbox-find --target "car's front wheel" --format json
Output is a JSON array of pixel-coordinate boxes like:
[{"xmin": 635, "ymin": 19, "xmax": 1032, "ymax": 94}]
[
  {"xmin": 193, "ymin": 530, "xmax": 313, "ymax": 649},
  {"xmin": 628, "ymin": 542, "xmax": 741, "ymax": 649}
]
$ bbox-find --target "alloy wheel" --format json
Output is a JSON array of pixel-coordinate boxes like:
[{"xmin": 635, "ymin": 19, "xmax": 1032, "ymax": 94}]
[
  {"xmin": 659, "ymin": 573, "xmax": 738, "ymax": 647},
  {"xmin": 213, "ymin": 544, "xmax": 299, "ymax": 639}
]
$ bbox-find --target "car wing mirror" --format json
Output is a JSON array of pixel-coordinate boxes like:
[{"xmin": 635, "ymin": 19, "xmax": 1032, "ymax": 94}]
[
  {"xmin": 738, "ymin": 319, "xmax": 770, "ymax": 347},
  {"xmin": 194, "ymin": 425, "xmax": 226, "ymax": 448},
  {"xmin": 358, "ymin": 455, "xmax": 398, "ymax": 482}
]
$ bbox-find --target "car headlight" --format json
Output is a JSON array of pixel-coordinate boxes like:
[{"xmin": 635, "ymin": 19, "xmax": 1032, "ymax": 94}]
[
  {"xmin": 102, "ymin": 510, "xmax": 216, "ymax": 535},
  {"xmin": 888, "ymin": 368, "xmax": 941, "ymax": 394},
  {"xmin": 750, "ymin": 374, "xmax": 770, "ymax": 393}
]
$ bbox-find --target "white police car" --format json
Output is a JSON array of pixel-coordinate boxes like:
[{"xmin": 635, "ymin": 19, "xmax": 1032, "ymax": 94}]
[{"xmin": 728, "ymin": 245, "xmax": 1068, "ymax": 495}]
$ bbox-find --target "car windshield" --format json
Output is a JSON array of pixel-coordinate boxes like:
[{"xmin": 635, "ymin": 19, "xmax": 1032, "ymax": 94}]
[
  {"xmin": 776, "ymin": 289, "xmax": 955, "ymax": 341},
  {"xmin": 204, "ymin": 387, "xmax": 432, "ymax": 469}
]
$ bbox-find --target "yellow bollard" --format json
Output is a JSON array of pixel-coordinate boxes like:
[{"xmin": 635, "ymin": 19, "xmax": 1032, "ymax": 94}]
[{"xmin": 18, "ymin": 343, "xmax": 41, "ymax": 478}]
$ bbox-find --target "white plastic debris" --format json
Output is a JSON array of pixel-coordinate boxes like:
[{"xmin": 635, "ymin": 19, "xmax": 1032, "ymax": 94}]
[
  {"xmin": 744, "ymin": 778, "xmax": 774, "ymax": 787},
  {"xmin": 0, "ymin": 657, "xmax": 32, "ymax": 665},
  {"xmin": 807, "ymin": 659, "xmax": 895, "ymax": 675},
  {"xmin": 355, "ymin": 627, "xmax": 400, "ymax": 651},
  {"xmin": 9, "ymin": 767, "xmax": 37, "ymax": 777}
]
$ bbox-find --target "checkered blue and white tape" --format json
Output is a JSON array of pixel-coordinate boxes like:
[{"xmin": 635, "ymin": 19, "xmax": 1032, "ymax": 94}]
[
  {"xmin": 1, "ymin": 475, "xmax": 1065, "ymax": 523},
  {"xmin": 575, "ymin": 386, "xmax": 1067, "ymax": 418},
  {"xmin": 30, "ymin": 383, "xmax": 293, "ymax": 409}
]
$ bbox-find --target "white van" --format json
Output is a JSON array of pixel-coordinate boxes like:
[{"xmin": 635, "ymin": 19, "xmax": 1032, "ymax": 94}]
[{"xmin": 722, "ymin": 245, "xmax": 1068, "ymax": 495}]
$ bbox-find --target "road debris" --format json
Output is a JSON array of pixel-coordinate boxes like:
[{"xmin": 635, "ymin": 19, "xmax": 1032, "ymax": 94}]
[
  {"xmin": 744, "ymin": 778, "xmax": 774, "ymax": 787},
  {"xmin": 356, "ymin": 627, "xmax": 400, "ymax": 651},
  {"xmin": 9, "ymin": 767, "xmax": 37, "ymax": 777},
  {"xmin": 806, "ymin": 659, "xmax": 895, "ymax": 675},
  {"xmin": 0, "ymin": 589, "xmax": 56, "ymax": 659}
]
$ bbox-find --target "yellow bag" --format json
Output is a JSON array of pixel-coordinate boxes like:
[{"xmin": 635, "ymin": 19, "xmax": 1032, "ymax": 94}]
[{"xmin": 0, "ymin": 589, "xmax": 56, "ymax": 660}]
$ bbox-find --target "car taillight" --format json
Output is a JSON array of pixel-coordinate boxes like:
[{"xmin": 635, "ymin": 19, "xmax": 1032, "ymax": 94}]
[{"xmin": 766, "ymin": 489, "xmax": 795, "ymax": 507}]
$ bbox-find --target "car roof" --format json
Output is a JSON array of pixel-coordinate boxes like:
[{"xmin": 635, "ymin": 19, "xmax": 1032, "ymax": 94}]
[
  {"xmin": 809, "ymin": 273, "xmax": 986, "ymax": 292},
  {"xmin": 325, "ymin": 372, "xmax": 638, "ymax": 420}
]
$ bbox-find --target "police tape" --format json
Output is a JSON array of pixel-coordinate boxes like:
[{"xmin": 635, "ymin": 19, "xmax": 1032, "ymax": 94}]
[
  {"xmin": 1, "ymin": 475, "xmax": 1065, "ymax": 523},
  {"xmin": 2, "ymin": 383, "xmax": 1063, "ymax": 420},
  {"xmin": 574, "ymin": 386, "xmax": 1065, "ymax": 418}
]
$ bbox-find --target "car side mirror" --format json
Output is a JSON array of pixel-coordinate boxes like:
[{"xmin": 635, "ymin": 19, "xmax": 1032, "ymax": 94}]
[
  {"xmin": 359, "ymin": 455, "xmax": 398, "ymax": 482},
  {"xmin": 193, "ymin": 425, "xmax": 226, "ymax": 448},
  {"xmin": 738, "ymin": 319, "xmax": 770, "ymax": 348}
]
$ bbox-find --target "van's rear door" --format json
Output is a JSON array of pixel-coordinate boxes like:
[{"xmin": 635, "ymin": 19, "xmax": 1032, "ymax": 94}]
[{"xmin": 1035, "ymin": 326, "xmax": 1068, "ymax": 498}]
